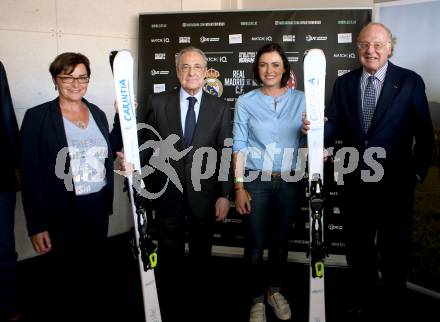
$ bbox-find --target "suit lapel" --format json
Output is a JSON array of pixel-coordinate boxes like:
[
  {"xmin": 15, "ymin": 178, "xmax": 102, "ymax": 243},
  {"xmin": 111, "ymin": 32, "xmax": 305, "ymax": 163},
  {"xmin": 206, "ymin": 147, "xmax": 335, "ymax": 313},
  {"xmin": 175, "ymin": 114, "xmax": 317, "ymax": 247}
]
[
  {"xmin": 165, "ymin": 90, "xmax": 185, "ymax": 149},
  {"xmin": 49, "ymin": 97, "xmax": 73, "ymax": 174},
  {"xmin": 49, "ymin": 97, "xmax": 69, "ymax": 150},
  {"xmin": 369, "ymin": 62, "xmax": 400, "ymax": 134},
  {"xmin": 346, "ymin": 69, "xmax": 365, "ymax": 138},
  {"xmin": 191, "ymin": 92, "xmax": 212, "ymax": 147}
]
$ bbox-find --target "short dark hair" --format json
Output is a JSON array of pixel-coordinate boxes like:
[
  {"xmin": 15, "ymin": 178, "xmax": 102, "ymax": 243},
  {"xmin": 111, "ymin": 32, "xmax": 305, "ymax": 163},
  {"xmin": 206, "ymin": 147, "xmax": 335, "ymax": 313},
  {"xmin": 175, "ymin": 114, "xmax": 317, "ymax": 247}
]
[
  {"xmin": 252, "ymin": 43, "xmax": 290, "ymax": 87},
  {"xmin": 49, "ymin": 52, "xmax": 91, "ymax": 78}
]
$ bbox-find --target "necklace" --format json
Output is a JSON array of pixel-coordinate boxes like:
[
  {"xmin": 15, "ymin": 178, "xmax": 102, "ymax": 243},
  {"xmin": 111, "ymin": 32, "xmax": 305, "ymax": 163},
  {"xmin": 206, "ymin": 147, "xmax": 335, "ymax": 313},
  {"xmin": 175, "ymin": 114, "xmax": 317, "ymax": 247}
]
[
  {"xmin": 75, "ymin": 120, "xmax": 86, "ymax": 129},
  {"xmin": 60, "ymin": 102, "xmax": 88, "ymax": 129}
]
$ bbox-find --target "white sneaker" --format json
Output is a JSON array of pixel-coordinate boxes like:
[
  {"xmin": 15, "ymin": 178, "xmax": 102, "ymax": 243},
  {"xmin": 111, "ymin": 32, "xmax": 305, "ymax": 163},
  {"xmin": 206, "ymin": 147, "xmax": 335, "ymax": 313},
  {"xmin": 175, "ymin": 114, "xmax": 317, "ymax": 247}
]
[
  {"xmin": 267, "ymin": 292, "xmax": 291, "ymax": 320},
  {"xmin": 249, "ymin": 302, "xmax": 266, "ymax": 322}
]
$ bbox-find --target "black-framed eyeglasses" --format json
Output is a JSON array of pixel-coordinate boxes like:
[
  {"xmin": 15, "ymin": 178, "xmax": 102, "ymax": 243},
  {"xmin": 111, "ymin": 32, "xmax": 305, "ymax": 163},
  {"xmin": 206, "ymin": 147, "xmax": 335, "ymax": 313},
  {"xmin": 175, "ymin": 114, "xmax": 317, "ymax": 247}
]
[
  {"xmin": 57, "ymin": 76, "xmax": 90, "ymax": 84},
  {"xmin": 180, "ymin": 64, "xmax": 205, "ymax": 73},
  {"xmin": 357, "ymin": 42, "xmax": 390, "ymax": 51}
]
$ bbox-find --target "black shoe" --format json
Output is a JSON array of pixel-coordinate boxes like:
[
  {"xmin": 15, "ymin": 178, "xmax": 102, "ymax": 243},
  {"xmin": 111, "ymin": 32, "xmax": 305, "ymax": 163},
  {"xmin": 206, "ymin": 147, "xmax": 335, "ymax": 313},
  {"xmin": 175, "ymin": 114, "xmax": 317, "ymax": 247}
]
[
  {"xmin": 347, "ymin": 307, "xmax": 367, "ymax": 322},
  {"xmin": 7, "ymin": 312, "xmax": 24, "ymax": 321}
]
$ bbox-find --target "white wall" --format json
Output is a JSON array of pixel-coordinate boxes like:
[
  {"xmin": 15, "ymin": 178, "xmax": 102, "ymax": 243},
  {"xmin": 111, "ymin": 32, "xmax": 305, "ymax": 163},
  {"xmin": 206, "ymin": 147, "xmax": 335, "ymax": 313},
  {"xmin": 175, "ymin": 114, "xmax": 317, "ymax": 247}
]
[
  {"xmin": 0, "ymin": 0, "xmax": 372, "ymax": 260},
  {"xmin": 375, "ymin": 0, "xmax": 440, "ymax": 102},
  {"xmin": 237, "ymin": 0, "xmax": 371, "ymax": 8}
]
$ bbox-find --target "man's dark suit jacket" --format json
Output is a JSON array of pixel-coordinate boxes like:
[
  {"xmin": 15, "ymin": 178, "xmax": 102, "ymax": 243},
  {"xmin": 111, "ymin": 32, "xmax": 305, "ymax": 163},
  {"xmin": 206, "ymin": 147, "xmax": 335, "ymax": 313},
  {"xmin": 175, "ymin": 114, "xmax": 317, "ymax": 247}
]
[
  {"xmin": 20, "ymin": 97, "xmax": 121, "ymax": 237},
  {"xmin": 325, "ymin": 61, "xmax": 434, "ymax": 184},
  {"xmin": 137, "ymin": 88, "xmax": 232, "ymax": 219},
  {"xmin": 0, "ymin": 61, "xmax": 19, "ymax": 192}
]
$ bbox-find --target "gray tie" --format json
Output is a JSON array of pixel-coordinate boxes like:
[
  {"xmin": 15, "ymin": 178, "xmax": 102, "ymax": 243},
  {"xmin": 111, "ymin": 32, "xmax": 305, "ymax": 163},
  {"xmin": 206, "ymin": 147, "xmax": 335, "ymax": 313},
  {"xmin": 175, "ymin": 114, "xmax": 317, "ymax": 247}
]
[{"xmin": 362, "ymin": 76, "xmax": 376, "ymax": 133}]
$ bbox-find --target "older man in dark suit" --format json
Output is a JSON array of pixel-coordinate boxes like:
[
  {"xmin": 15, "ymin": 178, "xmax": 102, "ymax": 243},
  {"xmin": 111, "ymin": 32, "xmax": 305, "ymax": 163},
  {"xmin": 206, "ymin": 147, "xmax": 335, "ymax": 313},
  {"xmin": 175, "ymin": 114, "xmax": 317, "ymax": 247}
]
[
  {"xmin": 137, "ymin": 46, "xmax": 232, "ymax": 321},
  {"xmin": 323, "ymin": 23, "xmax": 434, "ymax": 320},
  {"xmin": 0, "ymin": 61, "xmax": 21, "ymax": 321}
]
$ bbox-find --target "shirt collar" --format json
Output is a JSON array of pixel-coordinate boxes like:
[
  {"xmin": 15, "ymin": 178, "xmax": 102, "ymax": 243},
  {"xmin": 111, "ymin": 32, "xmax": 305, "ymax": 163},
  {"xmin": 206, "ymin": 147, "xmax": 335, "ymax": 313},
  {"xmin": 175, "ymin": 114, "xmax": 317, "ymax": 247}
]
[
  {"xmin": 180, "ymin": 87, "xmax": 203, "ymax": 103},
  {"xmin": 362, "ymin": 61, "xmax": 388, "ymax": 82}
]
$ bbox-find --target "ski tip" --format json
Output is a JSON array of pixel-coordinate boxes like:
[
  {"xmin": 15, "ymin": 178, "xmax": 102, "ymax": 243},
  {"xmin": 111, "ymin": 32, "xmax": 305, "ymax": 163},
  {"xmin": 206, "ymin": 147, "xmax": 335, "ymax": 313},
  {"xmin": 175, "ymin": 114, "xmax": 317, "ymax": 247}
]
[
  {"xmin": 109, "ymin": 50, "xmax": 119, "ymax": 72},
  {"xmin": 303, "ymin": 49, "xmax": 326, "ymax": 67},
  {"xmin": 304, "ymin": 48, "xmax": 325, "ymax": 58},
  {"xmin": 303, "ymin": 50, "xmax": 310, "ymax": 61}
]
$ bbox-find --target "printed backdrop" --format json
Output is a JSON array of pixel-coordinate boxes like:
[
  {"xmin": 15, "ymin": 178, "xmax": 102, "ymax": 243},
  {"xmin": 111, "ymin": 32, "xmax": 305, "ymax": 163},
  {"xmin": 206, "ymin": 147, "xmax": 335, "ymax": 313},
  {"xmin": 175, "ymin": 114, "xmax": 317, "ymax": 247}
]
[{"xmin": 138, "ymin": 9, "xmax": 371, "ymax": 255}]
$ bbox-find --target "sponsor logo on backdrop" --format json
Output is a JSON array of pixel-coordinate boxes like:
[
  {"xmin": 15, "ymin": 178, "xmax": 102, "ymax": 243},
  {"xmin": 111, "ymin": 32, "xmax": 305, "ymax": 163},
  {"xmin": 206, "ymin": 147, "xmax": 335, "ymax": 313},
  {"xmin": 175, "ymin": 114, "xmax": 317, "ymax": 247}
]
[
  {"xmin": 154, "ymin": 53, "xmax": 166, "ymax": 60},
  {"xmin": 224, "ymin": 70, "xmax": 246, "ymax": 86},
  {"xmin": 328, "ymin": 224, "xmax": 343, "ymax": 231},
  {"xmin": 179, "ymin": 36, "xmax": 191, "ymax": 43},
  {"xmin": 229, "ymin": 34, "xmax": 242, "ymax": 44},
  {"xmin": 150, "ymin": 69, "xmax": 170, "ymax": 76},
  {"xmin": 150, "ymin": 24, "xmax": 167, "ymax": 28},
  {"xmin": 206, "ymin": 55, "xmax": 228, "ymax": 63},
  {"xmin": 306, "ymin": 35, "xmax": 328, "ymax": 42},
  {"xmin": 205, "ymin": 51, "xmax": 233, "ymax": 63},
  {"xmin": 333, "ymin": 53, "xmax": 356, "ymax": 59},
  {"xmin": 275, "ymin": 20, "xmax": 321, "ymax": 25},
  {"xmin": 338, "ymin": 33, "xmax": 352, "ymax": 44},
  {"xmin": 287, "ymin": 70, "xmax": 297, "ymax": 89},
  {"xmin": 286, "ymin": 51, "xmax": 300, "ymax": 63},
  {"xmin": 200, "ymin": 36, "xmax": 220, "ymax": 43},
  {"xmin": 337, "ymin": 19, "xmax": 356, "ymax": 25},
  {"xmin": 153, "ymin": 83, "xmax": 166, "ymax": 93},
  {"xmin": 224, "ymin": 70, "xmax": 256, "ymax": 94},
  {"xmin": 282, "ymin": 35, "xmax": 296, "ymax": 42},
  {"xmin": 182, "ymin": 22, "xmax": 225, "ymax": 27},
  {"xmin": 251, "ymin": 36, "xmax": 272, "ymax": 42},
  {"xmin": 203, "ymin": 68, "xmax": 223, "ymax": 97},
  {"xmin": 238, "ymin": 52, "xmax": 256, "ymax": 64},
  {"xmin": 150, "ymin": 38, "xmax": 170, "ymax": 43},
  {"xmin": 337, "ymin": 70, "xmax": 351, "ymax": 76},
  {"xmin": 240, "ymin": 21, "xmax": 258, "ymax": 26}
]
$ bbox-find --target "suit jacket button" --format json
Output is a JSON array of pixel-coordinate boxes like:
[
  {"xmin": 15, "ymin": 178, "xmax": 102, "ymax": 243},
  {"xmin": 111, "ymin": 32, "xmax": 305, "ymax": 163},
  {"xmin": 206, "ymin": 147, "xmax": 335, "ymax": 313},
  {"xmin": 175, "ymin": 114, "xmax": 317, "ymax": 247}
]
[{"xmin": 364, "ymin": 140, "xmax": 368, "ymax": 145}]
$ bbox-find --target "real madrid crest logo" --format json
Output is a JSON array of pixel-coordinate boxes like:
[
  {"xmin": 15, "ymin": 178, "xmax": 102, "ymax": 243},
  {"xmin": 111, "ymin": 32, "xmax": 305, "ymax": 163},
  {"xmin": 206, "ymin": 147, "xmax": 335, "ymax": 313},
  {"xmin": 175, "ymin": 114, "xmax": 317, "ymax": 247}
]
[{"xmin": 203, "ymin": 68, "xmax": 223, "ymax": 97}]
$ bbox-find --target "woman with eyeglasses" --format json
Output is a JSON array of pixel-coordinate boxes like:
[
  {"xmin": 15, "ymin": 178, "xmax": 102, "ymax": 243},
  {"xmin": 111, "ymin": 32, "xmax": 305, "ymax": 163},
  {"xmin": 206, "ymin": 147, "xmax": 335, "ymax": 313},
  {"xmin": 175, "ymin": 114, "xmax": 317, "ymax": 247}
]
[
  {"xmin": 20, "ymin": 52, "xmax": 122, "ymax": 319},
  {"xmin": 233, "ymin": 43, "xmax": 306, "ymax": 322}
]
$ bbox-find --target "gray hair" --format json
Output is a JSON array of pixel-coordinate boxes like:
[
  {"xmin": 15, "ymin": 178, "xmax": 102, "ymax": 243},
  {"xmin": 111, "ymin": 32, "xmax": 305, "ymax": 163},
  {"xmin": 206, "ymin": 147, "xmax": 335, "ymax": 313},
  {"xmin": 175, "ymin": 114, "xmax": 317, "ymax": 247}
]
[
  {"xmin": 358, "ymin": 22, "xmax": 397, "ymax": 57},
  {"xmin": 175, "ymin": 46, "xmax": 208, "ymax": 68}
]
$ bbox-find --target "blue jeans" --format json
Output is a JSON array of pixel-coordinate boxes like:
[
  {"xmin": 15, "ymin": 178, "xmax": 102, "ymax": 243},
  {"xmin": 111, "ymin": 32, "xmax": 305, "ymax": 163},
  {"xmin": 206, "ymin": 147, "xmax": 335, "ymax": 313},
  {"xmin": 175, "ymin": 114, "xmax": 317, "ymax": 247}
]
[
  {"xmin": 243, "ymin": 175, "xmax": 301, "ymax": 301},
  {"xmin": 0, "ymin": 191, "xmax": 19, "ymax": 319}
]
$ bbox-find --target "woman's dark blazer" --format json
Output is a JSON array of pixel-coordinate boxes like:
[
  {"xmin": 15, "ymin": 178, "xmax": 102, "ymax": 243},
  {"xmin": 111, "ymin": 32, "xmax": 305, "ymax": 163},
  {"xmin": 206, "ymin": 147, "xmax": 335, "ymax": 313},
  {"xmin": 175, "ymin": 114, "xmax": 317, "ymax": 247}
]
[{"xmin": 20, "ymin": 97, "xmax": 121, "ymax": 237}]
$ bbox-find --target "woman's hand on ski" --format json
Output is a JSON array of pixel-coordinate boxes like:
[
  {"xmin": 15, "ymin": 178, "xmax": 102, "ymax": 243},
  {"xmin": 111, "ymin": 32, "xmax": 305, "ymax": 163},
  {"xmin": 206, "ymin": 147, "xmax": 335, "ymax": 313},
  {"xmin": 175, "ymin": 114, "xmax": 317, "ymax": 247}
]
[{"xmin": 115, "ymin": 151, "xmax": 135, "ymax": 178}]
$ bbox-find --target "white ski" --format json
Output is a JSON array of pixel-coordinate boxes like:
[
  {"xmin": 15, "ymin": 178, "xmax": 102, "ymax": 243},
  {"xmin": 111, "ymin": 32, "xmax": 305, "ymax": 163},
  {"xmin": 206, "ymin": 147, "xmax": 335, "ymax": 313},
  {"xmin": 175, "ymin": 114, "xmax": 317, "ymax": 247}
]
[
  {"xmin": 111, "ymin": 50, "xmax": 162, "ymax": 322},
  {"xmin": 304, "ymin": 48, "xmax": 326, "ymax": 322}
]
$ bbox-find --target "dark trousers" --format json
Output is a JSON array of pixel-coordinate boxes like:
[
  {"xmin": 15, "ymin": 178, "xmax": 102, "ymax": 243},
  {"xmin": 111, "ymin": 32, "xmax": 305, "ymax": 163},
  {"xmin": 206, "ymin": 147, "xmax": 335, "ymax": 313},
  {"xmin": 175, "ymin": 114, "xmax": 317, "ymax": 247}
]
[
  {"xmin": 342, "ymin": 178, "xmax": 415, "ymax": 315},
  {"xmin": 243, "ymin": 176, "xmax": 301, "ymax": 302},
  {"xmin": 37, "ymin": 240, "xmax": 109, "ymax": 322},
  {"xmin": 36, "ymin": 189, "xmax": 110, "ymax": 321},
  {"xmin": 0, "ymin": 192, "xmax": 19, "ymax": 320},
  {"xmin": 155, "ymin": 193, "xmax": 214, "ymax": 322}
]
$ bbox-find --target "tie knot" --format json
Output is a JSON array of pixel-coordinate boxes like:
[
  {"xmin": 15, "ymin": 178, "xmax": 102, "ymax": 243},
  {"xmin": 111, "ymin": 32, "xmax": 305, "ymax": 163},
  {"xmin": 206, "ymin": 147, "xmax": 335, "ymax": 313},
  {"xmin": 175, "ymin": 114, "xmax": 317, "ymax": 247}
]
[
  {"xmin": 187, "ymin": 96, "xmax": 197, "ymax": 109},
  {"xmin": 368, "ymin": 75, "xmax": 375, "ymax": 82}
]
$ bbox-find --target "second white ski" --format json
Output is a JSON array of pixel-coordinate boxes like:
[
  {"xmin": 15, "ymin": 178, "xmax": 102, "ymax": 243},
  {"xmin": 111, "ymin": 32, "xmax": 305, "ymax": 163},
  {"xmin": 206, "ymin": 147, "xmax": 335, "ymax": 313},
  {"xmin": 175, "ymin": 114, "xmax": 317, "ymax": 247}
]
[{"xmin": 304, "ymin": 48, "xmax": 326, "ymax": 322}]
